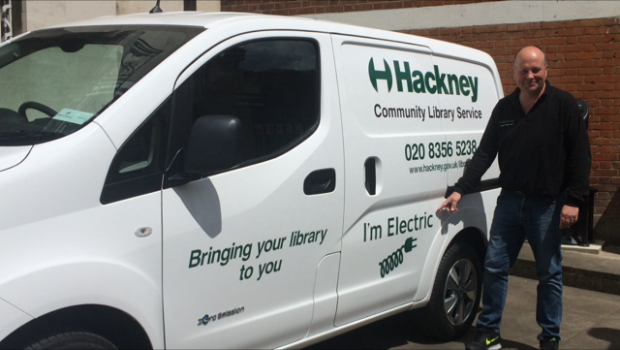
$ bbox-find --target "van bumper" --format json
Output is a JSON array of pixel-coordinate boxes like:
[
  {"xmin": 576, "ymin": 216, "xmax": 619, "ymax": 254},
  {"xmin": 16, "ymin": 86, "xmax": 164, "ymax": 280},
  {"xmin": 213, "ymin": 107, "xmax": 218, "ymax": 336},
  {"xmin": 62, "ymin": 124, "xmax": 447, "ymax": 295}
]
[{"xmin": 0, "ymin": 297, "xmax": 33, "ymax": 342}]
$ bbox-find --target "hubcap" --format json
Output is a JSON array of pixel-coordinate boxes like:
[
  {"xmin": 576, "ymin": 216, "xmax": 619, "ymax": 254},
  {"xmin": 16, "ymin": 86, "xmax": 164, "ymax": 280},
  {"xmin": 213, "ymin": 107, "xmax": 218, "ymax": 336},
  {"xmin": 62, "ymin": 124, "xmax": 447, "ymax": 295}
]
[{"xmin": 443, "ymin": 258, "xmax": 477, "ymax": 326}]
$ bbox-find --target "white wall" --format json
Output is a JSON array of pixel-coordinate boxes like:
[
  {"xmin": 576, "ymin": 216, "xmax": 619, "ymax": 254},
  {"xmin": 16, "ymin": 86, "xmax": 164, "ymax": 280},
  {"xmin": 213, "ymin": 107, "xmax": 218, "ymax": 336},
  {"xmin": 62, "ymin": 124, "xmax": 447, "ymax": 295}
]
[
  {"xmin": 197, "ymin": 0, "xmax": 220, "ymax": 12},
  {"xmin": 116, "ymin": 0, "xmax": 183, "ymax": 16},
  {"xmin": 23, "ymin": 1, "xmax": 116, "ymax": 31},
  {"xmin": 22, "ymin": 0, "xmax": 221, "ymax": 32},
  {"xmin": 301, "ymin": 0, "xmax": 620, "ymax": 31}
]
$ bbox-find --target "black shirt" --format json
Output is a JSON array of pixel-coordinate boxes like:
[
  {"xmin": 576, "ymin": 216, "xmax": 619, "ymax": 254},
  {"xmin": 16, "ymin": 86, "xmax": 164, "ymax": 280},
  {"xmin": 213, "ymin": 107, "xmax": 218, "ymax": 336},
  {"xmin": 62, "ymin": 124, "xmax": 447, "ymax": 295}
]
[{"xmin": 454, "ymin": 81, "xmax": 591, "ymax": 207}]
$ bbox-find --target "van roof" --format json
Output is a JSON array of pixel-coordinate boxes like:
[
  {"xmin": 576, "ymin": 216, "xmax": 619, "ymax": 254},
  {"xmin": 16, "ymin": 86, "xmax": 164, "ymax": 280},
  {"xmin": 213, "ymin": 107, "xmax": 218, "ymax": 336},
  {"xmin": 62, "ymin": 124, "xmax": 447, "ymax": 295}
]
[{"xmin": 44, "ymin": 11, "xmax": 497, "ymax": 74}]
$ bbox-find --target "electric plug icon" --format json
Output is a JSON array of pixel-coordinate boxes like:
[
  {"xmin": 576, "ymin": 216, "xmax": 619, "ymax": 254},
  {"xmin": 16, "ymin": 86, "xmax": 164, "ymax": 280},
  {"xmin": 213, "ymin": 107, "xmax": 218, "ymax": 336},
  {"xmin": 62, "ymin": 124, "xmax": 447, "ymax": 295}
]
[{"xmin": 404, "ymin": 237, "xmax": 417, "ymax": 253}]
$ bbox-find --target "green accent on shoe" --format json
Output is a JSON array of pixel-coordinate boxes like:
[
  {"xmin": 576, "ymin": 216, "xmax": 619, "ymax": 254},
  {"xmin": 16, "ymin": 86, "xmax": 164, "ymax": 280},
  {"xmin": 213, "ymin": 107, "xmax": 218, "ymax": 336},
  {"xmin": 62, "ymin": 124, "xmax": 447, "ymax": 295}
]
[{"xmin": 486, "ymin": 336, "xmax": 499, "ymax": 345}]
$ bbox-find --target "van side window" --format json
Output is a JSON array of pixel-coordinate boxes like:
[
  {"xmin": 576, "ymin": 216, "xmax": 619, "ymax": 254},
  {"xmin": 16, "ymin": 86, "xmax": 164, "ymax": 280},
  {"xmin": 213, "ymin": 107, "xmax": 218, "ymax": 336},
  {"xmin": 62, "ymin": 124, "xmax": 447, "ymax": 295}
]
[
  {"xmin": 100, "ymin": 98, "xmax": 171, "ymax": 204},
  {"xmin": 188, "ymin": 39, "xmax": 320, "ymax": 166}
]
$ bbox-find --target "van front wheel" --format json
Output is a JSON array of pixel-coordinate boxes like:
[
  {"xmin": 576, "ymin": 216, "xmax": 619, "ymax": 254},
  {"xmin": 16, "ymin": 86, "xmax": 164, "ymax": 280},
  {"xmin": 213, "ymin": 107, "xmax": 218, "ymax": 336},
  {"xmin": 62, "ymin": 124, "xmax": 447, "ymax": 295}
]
[
  {"xmin": 414, "ymin": 241, "xmax": 482, "ymax": 341},
  {"xmin": 26, "ymin": 332, "xmax": 117, "ymax": 350}
]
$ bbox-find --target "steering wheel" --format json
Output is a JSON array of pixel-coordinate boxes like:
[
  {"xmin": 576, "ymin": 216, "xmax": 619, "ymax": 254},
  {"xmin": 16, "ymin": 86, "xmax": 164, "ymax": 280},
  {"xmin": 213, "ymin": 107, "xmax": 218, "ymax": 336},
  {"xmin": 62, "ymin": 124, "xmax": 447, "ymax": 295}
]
[{"xmin": 18, "ymin": 101, "xmax": 58, "ymax": 119}]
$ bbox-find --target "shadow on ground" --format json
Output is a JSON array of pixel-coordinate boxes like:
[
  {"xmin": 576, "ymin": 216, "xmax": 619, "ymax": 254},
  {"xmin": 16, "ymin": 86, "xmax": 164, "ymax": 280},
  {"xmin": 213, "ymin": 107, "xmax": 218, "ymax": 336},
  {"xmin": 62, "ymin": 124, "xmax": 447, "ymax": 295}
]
[
  {"xmin": 307, "ymin": 311, "xmax": 534, "ymax": 350},
  {"xmin": 588, "ymin": 327, "xmax": 620, "ymax": 350}
]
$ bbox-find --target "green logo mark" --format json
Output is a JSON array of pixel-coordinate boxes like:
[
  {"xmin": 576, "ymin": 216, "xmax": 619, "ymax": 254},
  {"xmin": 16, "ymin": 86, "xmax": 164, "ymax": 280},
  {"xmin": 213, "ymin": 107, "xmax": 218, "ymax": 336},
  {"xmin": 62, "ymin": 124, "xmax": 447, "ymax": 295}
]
[
  {"xmin": 368, "ymin": 58, "xmax": 480, "ymax": 102},
  {"xmin": 486, "ymin": 336, "xmax": 499, "ymax": 345},
  {"xmin": 368, "ymin": 58, "xmax": 393, "ymax": 92}
]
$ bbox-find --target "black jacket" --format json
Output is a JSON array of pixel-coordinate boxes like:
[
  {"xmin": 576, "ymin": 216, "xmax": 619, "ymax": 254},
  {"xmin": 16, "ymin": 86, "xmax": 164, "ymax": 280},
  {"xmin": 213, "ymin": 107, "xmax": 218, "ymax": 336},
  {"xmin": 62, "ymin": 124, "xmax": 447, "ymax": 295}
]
[{"xmin": 454, "ymin": 81, "xmax": 591, "ymax": 207}]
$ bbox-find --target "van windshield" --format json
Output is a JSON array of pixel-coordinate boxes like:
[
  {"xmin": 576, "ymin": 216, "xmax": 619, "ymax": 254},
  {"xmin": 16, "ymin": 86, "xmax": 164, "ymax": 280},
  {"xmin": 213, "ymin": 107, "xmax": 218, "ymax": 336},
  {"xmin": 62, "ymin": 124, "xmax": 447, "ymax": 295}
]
[{"xmin": 0, "ymin": 25, "xmax": 204, "ymax": 146}]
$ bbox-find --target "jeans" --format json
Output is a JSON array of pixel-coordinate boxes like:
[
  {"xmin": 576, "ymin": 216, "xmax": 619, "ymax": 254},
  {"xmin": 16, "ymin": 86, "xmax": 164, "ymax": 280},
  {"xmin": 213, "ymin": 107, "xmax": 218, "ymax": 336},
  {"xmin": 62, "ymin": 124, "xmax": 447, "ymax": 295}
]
[{"xmin": 477, "ymin": 190, "xmax": 565, "ymax": 341}]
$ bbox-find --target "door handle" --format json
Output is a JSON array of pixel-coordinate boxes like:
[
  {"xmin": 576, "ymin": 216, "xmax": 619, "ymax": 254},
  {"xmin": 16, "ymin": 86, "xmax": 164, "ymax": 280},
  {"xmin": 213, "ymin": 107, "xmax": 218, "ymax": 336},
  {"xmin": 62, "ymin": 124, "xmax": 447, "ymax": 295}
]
[
  {"xmin": 304, "ymin": 169, "xmax": 336, "ymax": 195},
  {"xmin": 365, "ymin": 157, "xmax": 376, "ymax": 195}
]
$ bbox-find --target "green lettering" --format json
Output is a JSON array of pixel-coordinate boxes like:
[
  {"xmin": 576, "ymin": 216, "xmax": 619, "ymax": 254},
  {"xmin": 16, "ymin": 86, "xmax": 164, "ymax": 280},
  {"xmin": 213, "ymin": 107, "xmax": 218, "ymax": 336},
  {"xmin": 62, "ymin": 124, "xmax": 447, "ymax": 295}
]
[
  {"xmin": 412, "ymin": 71, "xmax": 426, "ymax": 93},
  {"xmin": 189, "ymin": 250, "xmax": 201, "ymax": 268},
  {"xmin": 448, "ymin": 74, "xmax": 459, "ymax": 95},
  {"xmin": 459, "ymin": 75, "xmax": 470, "ymax": 96},
  {"xmin": 368, "ymin": 58, "xmax": 393, "ymax": 92},
  {"xmin": 393, "ymin": 60, "xmax": 413, "ymax": 92},
  {"xmin": 434, "ymin": 65, "xmax": 449, "ymax": 94},
  {"xmin": 424, "ymin": 72, "xmax": 437, "ymax": 94},
  {"xmin": 468, "ymin": 76, "xmax": 478, "ymax": 102}
]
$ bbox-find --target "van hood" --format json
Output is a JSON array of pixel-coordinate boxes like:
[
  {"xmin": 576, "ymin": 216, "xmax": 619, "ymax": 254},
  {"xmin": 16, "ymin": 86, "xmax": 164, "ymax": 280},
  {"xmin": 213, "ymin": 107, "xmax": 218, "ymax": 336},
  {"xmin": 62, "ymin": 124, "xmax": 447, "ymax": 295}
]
[{"xmin": 0, "ymin": 146, "xmax": 32, "ymax": 172}]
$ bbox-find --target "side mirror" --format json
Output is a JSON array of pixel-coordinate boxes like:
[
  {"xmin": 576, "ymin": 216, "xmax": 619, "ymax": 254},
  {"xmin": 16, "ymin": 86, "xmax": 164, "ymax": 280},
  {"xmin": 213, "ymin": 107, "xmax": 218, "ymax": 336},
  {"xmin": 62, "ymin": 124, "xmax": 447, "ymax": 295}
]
[{"xmin": 185, "ymin": 115, "xmax": 243, "ymax": 176}]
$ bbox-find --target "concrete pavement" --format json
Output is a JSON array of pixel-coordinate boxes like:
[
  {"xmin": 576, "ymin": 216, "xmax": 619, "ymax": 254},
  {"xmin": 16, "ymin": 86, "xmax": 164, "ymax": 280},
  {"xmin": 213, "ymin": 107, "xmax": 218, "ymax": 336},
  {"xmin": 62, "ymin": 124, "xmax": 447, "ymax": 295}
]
[
  {"xmin": 309, "ymin": 277, "xmax": 620, "ymax": 349},
  {"xmin": 510, "ymin": 242, "xmax": 620, "ymax": 296}
]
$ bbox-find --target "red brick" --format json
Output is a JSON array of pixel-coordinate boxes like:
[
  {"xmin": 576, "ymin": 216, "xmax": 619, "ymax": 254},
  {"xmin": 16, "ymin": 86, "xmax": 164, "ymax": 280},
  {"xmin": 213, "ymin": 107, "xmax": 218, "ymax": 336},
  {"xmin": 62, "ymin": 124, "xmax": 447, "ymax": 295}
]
[
  {"xmin": 542, "ymin": 38, "xmax": 566, "ymax": 45},
  {"xmin": 559, "ymin": 28, "xmax": 584, "ymax": 37},
  {"xmin": 257, "ymin": 3, "xmax": 276, "ymax": 10},
  {"xmin": 473, "ymin": 25, "xmax": 494, "ymax": 34},
  {"xmin": 561, "ymin": 76, "xmax": 583, "ymax": 83},
  {"xmin": 296, "ymin": 7, "xmax": 316, "ymax": 14},
  {"xmin": 577, "ymin": 52, "xmax": 603, "ymax": 60},
  {"xmin": 284, "ymin": 1, "xmax": 302, "ymax": 9},
  {"xmin": 595, "ymin": 107, "xmax": 620, "ymax": 115},
  {"xmin": 578, "ymin": 18, "xmax": 605, "ymax": 27},
  {"xmin": 596, "ymin": 59, "xmax": 620, "ymax": 67},
  {"xmin": 353, "ymin": 3, "xmax": 373, "ymax": 11},
  {"xmin": 506, "ymin": 39, "xmax": 530, "ymax": 47},
  {"xmin": 593, "ymin": 170, "xmax": 619, "ymax": 177},
  {"xmin": 591, "ymin": 123, "xmax": 620, "ymax": 130},
  {"xmin": 524, "ymin": 31, "xmax": 546, "ymax": 39},
  {"xmin": 506, "ymin": 23, "xmax": 529, "ymax": 32},
  {"xmin": 578, "ymin": 36, "xmax": 606, "ymax": 44},
  {"xmin": 472, "ymin": 41, "xmax": 494, "ymax": 49},
  {"xmin": 529, "ymin": 22, "xmax": 541, "ymax": 31},
  {"xmin": 584, "ymin": 28, "xmax": 597, "ymax": 35},
  {"xmin": 541, "ymin": 21, "xmax": 565, "ymax": 30}
]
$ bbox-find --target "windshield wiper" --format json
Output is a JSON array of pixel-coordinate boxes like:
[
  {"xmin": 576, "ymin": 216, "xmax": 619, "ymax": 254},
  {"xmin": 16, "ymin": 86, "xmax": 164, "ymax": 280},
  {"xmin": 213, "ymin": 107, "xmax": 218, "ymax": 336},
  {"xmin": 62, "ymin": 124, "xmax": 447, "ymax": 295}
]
[{"xmin": 0, "ymin": 130, "xmax": 64, "ymax": 146}]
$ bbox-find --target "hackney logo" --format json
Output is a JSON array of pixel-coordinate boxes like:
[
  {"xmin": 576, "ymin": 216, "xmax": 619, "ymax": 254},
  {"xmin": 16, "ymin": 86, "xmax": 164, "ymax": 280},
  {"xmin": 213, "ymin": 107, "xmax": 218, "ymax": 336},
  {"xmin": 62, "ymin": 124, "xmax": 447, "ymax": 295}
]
[{"xmin": 368, "ymin": 58, "xmax": 480, "ymax": 103}]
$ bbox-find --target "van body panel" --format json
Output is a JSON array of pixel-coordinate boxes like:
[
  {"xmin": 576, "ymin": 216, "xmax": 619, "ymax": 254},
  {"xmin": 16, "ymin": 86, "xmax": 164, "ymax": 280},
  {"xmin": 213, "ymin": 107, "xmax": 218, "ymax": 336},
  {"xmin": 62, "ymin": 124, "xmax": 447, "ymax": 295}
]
[
  {"xmin": 0, "ymin": 146, "xmax": 31, "ymax": 172},
  {"xmin": 161, "ymin": 31, "xmax": 345, "ymax": 349},
  {"xmin": 0, "ymin": 298, "xmax": 33, "ymax": 341},
  {"xmin": 0, "ymin": 125, "xmax": 165, "ymax": 348},
  {"xmin": 331, "ymin": 35, "xmax": 447, "ymax": 326},
  {"xmin": 306, "ymin": 253, "xmax": 340, "ymax": 338}
]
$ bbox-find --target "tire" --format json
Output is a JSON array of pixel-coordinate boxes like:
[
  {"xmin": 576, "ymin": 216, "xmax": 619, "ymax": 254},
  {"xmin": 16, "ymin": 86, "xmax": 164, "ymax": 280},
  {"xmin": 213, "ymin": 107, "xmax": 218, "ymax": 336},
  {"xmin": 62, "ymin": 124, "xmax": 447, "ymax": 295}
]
[
  {"xmin": 26, "ymin": 332, "xmax": 117, "ymax": 350},
  {"xmin": 414, "ymin": 241, "xmax": 483, "ymax": 341}
]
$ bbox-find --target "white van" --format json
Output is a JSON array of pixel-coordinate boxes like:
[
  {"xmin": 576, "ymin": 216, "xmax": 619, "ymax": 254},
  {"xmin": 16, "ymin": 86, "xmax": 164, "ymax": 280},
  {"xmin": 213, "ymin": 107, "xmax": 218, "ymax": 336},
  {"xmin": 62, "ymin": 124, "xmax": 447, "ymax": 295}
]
[{"xmin": 0, "ymin": 12, "xmax": 502, "ymax": 349}]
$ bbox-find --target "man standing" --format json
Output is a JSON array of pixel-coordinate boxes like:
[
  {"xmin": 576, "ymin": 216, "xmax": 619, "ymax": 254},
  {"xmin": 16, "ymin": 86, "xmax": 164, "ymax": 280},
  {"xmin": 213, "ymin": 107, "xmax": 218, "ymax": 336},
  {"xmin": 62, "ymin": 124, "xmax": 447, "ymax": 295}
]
[{"xmin": 437, "ymin": 46, "xmax": 591, "ymax": 350}]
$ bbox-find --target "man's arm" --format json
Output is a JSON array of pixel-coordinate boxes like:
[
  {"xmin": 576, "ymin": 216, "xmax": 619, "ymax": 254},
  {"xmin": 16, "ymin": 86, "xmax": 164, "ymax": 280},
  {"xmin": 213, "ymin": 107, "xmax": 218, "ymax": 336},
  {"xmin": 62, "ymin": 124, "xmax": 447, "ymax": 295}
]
[
  {"xmin": 561, "ymin": 96, "xmax": 591, "ymax": 228},
  {"xmin": 437, "ymin": 106, "xmax": 500, "ymax": 212}
]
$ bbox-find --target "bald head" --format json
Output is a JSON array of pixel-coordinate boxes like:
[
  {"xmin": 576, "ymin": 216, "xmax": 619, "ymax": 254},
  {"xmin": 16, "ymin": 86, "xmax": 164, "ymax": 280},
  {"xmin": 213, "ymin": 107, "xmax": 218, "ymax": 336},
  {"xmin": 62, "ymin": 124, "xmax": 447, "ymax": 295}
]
[
  {"xmin": 514, "ymin": 46, "xmax": 547, "ymax": 70},
  {"xmin": 513, "ymin": 46, "xmax": 548, "ymax": 97}
]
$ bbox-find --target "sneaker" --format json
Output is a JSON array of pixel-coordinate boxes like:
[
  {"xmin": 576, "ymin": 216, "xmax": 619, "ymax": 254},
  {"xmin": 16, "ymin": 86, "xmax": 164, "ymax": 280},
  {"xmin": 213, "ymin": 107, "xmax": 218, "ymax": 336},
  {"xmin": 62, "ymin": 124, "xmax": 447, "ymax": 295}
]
[
  {"xmin": 540, "ymin": 338, "xmax": 559, "ymax": 350},
  {"xmin": 466, "ymin": 329, "xmax": 502, "ymax": 350}
]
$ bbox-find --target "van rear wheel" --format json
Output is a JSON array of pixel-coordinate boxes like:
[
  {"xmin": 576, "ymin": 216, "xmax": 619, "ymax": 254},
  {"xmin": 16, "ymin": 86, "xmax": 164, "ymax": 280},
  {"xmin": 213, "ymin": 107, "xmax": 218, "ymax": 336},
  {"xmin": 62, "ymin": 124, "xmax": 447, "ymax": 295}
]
[
  {"xmin": 26, "ymin": 332, "xmax": 117, "ymax": 350},
  {"xmin": 414, "ymin": 241, "xmax": 482, "ymax": 341}
]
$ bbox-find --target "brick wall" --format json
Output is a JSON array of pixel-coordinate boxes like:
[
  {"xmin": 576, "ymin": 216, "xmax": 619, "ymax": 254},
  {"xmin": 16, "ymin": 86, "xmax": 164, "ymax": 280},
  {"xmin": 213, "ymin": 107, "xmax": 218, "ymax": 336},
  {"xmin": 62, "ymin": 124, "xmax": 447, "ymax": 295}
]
[
  {"xmin": 221, "ymin": 0, "xmax": 501, "ymax": 15},
  {"xmin": 405, "ymin": 18, "xmax": 620, "ymax": 221}
]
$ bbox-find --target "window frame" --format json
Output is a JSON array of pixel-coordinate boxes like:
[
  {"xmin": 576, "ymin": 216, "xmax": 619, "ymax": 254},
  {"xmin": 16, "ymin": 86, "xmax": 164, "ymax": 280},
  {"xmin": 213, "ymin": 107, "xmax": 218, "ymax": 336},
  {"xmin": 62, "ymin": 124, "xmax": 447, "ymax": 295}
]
[{"xmin": 164, "ymin": 36, "xmax": 322, "ymax": 188}]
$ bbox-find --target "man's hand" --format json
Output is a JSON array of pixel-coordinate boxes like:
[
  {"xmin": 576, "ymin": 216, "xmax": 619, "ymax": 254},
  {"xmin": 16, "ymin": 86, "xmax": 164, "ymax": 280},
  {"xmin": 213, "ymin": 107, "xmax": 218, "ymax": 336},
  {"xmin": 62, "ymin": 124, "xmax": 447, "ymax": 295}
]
[
  {"xmin": 437, "ymin": 192, "xmax": 462, "ymax": 213},
  {"xmin": 560, "ymin": 204, "xmax": 579, "ymax": 229}
]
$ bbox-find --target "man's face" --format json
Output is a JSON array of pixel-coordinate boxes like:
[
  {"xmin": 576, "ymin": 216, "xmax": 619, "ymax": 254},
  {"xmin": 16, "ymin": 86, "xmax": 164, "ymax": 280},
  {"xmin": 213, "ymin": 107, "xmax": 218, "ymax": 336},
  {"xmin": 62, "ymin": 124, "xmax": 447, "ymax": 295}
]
[{"xmin": 513, "ymin": 47, "xmax": 547, "ymax": 96}]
